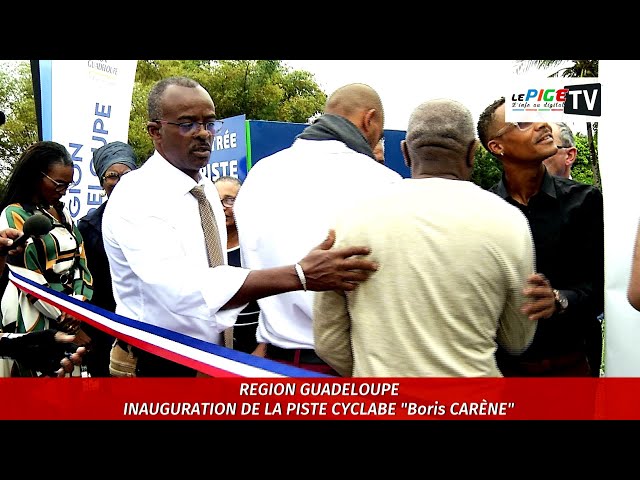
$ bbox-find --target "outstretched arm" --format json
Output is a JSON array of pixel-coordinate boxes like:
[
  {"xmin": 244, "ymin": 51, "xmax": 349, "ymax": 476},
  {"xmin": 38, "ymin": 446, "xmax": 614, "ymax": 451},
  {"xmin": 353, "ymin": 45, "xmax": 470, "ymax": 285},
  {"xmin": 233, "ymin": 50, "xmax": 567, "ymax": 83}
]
[
  {"xmin": 223, "ymin": 229, "xmax": 377, "ymax": 309},
  {"xmin": 628, "ymin": 221, "xmax": 640, "ymax": 311}
]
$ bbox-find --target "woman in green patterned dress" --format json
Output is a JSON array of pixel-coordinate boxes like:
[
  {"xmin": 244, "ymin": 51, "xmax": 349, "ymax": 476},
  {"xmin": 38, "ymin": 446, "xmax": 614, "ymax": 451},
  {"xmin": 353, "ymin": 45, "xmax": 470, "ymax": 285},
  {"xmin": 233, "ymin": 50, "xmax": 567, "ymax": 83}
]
[{"xmin": 0, "ymin": 141, "xmax": 93, "ymax": 376}]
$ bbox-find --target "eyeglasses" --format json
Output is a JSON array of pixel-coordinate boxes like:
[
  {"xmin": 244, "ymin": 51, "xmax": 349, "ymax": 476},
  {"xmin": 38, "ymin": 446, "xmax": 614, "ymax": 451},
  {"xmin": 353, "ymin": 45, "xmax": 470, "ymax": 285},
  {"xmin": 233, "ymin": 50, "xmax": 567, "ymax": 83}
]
[
  {"xmin": 221, "ymin": 196, "xmax": 236, "ymax": 208},
  {"xmin": 154, "ymin": 119, "xmax": 224, "ymax": 136},
  {"xmin": 102, "ymin": 170, "xmax": 132, "ymax": 182},
  {"xmin": 41, "ymin": 172, "xmax": 71, "ymax": 193},
  {"xmin": 556, "ymin": 145, "xmax": 573, "ymax": 149},
  {"xmin": 491, "ymin": 122, "xmax": 534, "ymax": 140}
]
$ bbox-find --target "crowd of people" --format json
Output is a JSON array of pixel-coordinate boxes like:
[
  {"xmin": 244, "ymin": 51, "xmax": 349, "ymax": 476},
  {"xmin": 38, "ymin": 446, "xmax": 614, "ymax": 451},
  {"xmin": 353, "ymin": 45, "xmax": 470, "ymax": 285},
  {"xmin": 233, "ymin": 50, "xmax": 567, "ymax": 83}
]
[{"xmin": 0, "ymin": 75, "xmax": 606, "ymax": 378}]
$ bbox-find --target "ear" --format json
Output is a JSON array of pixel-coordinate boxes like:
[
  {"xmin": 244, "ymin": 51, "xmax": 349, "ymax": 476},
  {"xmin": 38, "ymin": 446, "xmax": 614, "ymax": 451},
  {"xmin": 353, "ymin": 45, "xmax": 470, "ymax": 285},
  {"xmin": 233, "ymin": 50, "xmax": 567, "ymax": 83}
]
[
  {"xmin": 147, "ymin": 121, "xmax": 160, "ymax": 138},
  {"xmin": 363, "ymin": 109, "xmax": 376, "ymax": 133},
  {"xmin": 487, "ymin": 139, "xmax": 503, "ymax": 158},
  {"xmin": 467, "ymin": 139, "xmax": 479, "ymax": 168},
  {"xmin": 401, "ymin": 140, "xmax": 411, "ymax": 168},
  {"xmin": 565, "ymin": 146, "xmax": 577, "ymax": 167}
]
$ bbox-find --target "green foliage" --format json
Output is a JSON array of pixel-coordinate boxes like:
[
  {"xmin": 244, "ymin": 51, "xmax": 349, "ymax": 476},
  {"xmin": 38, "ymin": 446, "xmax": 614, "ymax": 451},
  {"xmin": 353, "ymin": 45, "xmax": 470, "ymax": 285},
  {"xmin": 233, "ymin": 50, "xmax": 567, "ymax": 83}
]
[
  {"xmin": 0, "ymin": 61, "xmax": 38, "ymax": 189},
  {"xmin": 0, "ymin": 60, "xmax": 327, "ymax": 177},
  {"xmin": 572, "ymin": 133, "xmax": 595, "ymax": 185},
  {"xmin": 203, "ymin": 60, "xmax": 326, "ymax": 122},
  {"xmin": 470, "ymin": 145, "xmax": 503, "ymax": 190},
  {"xmin": 127, "ymin": 60, "xmax": 327, "ymax": 164}
]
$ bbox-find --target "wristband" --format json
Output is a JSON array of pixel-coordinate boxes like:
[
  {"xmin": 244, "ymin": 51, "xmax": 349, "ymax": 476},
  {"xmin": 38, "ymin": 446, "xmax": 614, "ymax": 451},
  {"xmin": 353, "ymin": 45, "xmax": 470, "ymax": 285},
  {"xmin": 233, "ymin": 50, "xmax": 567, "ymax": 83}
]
[{"xmin": 294, "ymin": 263, "xmax": 307, "ymax": 291}]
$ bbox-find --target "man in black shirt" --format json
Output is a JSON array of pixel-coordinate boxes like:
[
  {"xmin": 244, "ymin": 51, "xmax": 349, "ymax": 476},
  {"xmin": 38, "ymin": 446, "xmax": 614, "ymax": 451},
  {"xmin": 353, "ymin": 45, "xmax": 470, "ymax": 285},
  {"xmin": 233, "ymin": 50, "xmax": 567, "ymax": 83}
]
[
  {"xmin": 477, "ymin": 97, "xmax": 604, "ymax": 376},
  {"xmin": 543, "ymin": 121, "xmax": 603, "ymax": 376}
]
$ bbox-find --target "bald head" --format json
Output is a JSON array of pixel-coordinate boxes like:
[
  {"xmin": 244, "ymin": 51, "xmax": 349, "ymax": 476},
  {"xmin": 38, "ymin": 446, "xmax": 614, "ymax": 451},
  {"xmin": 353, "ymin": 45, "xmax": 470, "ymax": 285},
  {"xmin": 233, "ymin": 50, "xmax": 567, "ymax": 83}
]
[
  {"xmin": 323, "ymin": 83, "xmax": 385, "ymax": 150},
  {"xmin": 402, "ymin": 99, "xmax": 477, "ymax": 180},
  {"xmin": 325, "ymin": 83, "xmax": 383, "ymax": 118}
]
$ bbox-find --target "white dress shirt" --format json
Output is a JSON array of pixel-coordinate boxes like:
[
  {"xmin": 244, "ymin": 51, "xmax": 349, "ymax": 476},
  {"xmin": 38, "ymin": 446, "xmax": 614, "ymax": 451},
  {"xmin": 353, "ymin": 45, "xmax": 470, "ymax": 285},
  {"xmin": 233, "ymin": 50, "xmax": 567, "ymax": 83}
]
[
  {"xmin": 102, "ymin": 152, "xmax": 249, "ymax": 344},
  {"xmin": 233, "ymin": 138, "xmax": 402, "ymax": 349}
]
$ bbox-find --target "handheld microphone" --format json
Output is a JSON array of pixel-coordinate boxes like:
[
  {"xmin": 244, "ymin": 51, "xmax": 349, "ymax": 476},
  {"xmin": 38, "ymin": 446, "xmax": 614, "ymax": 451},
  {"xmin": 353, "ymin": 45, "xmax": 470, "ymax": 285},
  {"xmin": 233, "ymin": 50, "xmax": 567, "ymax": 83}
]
[{"xmin": 0, "ymin": 215, "xmax": 54, "ymax": 255}]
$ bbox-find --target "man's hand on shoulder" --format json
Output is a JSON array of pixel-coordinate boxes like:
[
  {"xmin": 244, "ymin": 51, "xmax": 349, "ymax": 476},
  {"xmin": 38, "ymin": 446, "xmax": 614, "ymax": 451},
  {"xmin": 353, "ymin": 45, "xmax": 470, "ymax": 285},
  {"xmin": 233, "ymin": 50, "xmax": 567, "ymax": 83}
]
[{"xmin": 298, "ymin": 229, "xmax": 379, "ymax": 292}]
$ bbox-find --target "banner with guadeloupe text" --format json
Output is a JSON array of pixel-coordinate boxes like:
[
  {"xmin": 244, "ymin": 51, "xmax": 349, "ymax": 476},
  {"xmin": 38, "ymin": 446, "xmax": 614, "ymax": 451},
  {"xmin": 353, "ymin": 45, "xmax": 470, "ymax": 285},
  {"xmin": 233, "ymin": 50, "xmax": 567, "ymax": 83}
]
[{"xmin": 38, "ymin": 60, "xmax": 138, "ymax": 221}]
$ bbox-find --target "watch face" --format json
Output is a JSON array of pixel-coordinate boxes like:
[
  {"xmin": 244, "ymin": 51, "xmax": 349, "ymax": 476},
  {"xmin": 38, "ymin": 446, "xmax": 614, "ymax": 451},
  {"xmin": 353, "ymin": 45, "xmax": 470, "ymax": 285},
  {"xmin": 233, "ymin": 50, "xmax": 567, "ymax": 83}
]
[{"xmin": 554, "ymin": 289, "xmax": 568, "ymax": 310}]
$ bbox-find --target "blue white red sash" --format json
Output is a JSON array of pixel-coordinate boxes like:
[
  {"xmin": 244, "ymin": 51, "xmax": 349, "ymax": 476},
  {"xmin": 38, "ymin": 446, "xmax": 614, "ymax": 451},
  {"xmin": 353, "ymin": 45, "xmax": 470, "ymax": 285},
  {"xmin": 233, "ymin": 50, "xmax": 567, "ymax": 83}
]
[{"xmin": 8, "ymin": 267, "xmax": 329, "ymax": 378}]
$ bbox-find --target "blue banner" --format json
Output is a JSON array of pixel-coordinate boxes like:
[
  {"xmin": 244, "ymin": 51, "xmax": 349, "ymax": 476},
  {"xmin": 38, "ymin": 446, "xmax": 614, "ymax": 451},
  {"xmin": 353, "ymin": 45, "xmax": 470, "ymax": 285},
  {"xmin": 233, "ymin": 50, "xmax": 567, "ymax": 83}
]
[{"xmin": 201, "ymin": 114, "xmax": 248, "ymax": 182}]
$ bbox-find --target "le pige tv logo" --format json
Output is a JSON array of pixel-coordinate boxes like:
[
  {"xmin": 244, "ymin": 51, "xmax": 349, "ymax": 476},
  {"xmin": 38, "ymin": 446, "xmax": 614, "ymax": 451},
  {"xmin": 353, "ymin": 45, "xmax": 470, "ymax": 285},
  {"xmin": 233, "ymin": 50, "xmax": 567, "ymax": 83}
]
[{"xmin": 507, "ymin": 78, "xmax": 601, "ymax": 123}]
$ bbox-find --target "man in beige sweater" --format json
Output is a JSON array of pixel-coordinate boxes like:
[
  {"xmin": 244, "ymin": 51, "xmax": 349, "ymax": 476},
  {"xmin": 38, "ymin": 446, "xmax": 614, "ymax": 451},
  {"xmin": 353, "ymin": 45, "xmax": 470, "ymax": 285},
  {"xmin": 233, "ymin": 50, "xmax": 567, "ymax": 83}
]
[{"xmin": 313, "ymin": 98, "xmax": 538, "ymax": 377}]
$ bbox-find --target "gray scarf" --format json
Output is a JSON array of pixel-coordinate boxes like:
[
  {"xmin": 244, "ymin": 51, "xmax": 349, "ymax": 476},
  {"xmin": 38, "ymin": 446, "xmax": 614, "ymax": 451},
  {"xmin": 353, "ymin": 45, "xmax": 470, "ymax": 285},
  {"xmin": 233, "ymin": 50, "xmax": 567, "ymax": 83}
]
[{"xmin": 297, "ymin": 114, "xmax": 375, "ymax": 160}]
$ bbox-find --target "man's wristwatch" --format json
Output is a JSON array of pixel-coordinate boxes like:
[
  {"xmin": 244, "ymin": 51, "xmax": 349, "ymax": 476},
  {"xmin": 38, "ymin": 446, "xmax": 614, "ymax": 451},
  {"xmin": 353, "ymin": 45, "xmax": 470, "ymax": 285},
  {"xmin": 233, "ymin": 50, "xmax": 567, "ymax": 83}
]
[{"xmin": 553, "ymin": 288, "xmax": 568, "ymax": 314}]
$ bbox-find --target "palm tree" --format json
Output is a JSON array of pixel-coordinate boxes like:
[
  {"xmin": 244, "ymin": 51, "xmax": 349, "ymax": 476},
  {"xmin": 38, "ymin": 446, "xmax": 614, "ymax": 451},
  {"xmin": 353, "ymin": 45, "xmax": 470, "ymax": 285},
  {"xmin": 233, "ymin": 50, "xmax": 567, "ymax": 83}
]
[{"xmin": 515, "ymin": 60, "xmax": 600, "ymax": 190}]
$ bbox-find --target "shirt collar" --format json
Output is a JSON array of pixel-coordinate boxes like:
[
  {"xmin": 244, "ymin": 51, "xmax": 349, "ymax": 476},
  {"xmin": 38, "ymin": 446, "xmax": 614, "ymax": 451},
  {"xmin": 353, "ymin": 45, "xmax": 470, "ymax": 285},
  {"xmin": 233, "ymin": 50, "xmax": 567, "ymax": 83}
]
[
  {"xmin": 149, "ymin": 151, "xmax": 207, "ymax": 196},
  {"xmin": 494, "ymin": 167, "xmax": 558, "ymax": 200},
  {"xmin": 539, "ymin": 168, "xmax": 558, "ymax": 199}
]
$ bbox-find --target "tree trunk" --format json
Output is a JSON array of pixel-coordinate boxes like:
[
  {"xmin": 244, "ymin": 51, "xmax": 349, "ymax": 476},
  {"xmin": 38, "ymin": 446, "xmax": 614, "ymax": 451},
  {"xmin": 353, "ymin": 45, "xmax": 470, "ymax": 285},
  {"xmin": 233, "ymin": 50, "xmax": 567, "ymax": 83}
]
[{"xmin": 587, "ymin": 122, "xmax": 601, "ymax": 192}]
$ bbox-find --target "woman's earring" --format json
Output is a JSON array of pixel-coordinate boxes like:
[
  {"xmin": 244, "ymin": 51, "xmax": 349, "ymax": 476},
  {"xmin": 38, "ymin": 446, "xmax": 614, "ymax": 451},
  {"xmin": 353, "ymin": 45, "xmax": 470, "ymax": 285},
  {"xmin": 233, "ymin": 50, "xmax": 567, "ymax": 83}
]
[{"xmin": 99, "ymin": 189, "xmax": 107, "ymax": 197}]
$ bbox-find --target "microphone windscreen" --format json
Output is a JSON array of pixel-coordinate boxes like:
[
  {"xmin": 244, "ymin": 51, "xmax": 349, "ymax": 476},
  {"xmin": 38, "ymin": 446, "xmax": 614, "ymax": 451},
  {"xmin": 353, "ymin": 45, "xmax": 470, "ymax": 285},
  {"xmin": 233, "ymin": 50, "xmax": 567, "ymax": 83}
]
[
  {"xmin": 22, "ymin": 214, "xmax": 54, "ymax": 237},
  {"xmin": 0, "ymin": 215, "xmax": 53, "ymax": 255}
]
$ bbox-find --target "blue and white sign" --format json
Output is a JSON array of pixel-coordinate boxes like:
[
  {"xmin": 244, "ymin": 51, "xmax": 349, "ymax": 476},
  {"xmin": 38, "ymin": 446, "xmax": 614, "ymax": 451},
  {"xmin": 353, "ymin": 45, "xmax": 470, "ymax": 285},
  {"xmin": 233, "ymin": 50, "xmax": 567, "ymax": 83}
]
[{"xmin": 200, "ymin": 114, "xmax": 248, "ymax": 182}]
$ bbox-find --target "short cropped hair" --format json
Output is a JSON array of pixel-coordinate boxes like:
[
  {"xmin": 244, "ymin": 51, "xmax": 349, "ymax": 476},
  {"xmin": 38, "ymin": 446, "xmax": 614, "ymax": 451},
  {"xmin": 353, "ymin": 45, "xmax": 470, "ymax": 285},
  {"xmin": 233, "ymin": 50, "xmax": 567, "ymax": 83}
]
[
  {"xmin": 214, "ymin": 175, "xmax": 242, "ymax": 187},
  {"xmin": 406, "ymin": 98, "xmax": 475, "ymax": 160},
  {"xmin": 555, "ymin": 122, "xmax": 575, "ymax": 148},
  {"xmin": 477, "ymin": 97, "xmax": 506, "ymax": 152},
  {"xmin": 147, "ymin": 77, "xmax": 201, "ymax": 121}
]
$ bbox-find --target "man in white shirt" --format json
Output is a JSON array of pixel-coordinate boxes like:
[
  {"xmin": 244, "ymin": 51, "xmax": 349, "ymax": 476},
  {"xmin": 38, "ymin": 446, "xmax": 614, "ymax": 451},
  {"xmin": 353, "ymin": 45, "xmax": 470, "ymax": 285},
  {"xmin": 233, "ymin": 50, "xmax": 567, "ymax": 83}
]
[
  {"xmin": 233, "ymin": 83, "xmax": 402, "ymax": 375},
  {"xmin": 102, "ymin": 77, "xmax": 379, "ymax": 377}
]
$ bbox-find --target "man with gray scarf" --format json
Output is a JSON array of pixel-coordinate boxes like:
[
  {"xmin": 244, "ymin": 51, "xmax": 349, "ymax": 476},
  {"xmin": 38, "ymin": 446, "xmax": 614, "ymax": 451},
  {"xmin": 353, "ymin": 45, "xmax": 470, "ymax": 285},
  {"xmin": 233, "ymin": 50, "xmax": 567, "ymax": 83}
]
[
  {"xmin": 78, "ymin": 141, "xmax": 138, "ymax": 377},
  {"xmin": 233, "ymin": 83, "xmax": 402, "ymax": 375}
]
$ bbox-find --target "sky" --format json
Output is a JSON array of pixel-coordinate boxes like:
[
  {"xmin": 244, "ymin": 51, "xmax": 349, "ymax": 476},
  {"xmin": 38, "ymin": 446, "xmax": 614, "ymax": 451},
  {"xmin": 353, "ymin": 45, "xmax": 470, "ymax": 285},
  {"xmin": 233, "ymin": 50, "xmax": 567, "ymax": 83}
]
[{"xmin": 283, "ymin": 60, "xmax": 586, "ymax": 134}]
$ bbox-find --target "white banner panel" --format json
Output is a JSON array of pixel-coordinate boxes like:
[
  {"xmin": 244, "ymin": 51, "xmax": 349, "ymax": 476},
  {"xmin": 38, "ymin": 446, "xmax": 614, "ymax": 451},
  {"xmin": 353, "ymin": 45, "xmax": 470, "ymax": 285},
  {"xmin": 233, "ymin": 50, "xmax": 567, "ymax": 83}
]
[
  {"xmin": 599, "ymin": 60, "xmax": 640, "ymax": 376},
  {"xmin": 43, "ymin": 60, "xmax": 137, "ymax": 220}
]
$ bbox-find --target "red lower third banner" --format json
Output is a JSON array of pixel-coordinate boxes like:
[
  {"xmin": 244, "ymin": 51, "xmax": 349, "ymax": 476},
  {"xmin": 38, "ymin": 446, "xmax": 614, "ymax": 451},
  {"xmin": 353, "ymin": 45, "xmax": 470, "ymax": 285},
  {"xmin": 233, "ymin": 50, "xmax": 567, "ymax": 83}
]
[{"xmin": 0, "ymin": 377, "xmax": 638, "ymax": 420}]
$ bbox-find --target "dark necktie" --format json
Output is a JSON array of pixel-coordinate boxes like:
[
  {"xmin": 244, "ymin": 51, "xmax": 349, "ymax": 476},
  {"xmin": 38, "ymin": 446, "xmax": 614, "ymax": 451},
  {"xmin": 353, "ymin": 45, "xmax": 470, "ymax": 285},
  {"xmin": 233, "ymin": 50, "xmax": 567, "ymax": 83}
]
[
  {"xmin": 190, "ymin": 185, "xmax": 224, "ymax": 268},
  {"xmin": 190, "ymin": 185, "xmax": 234, "ymax": 351}
]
